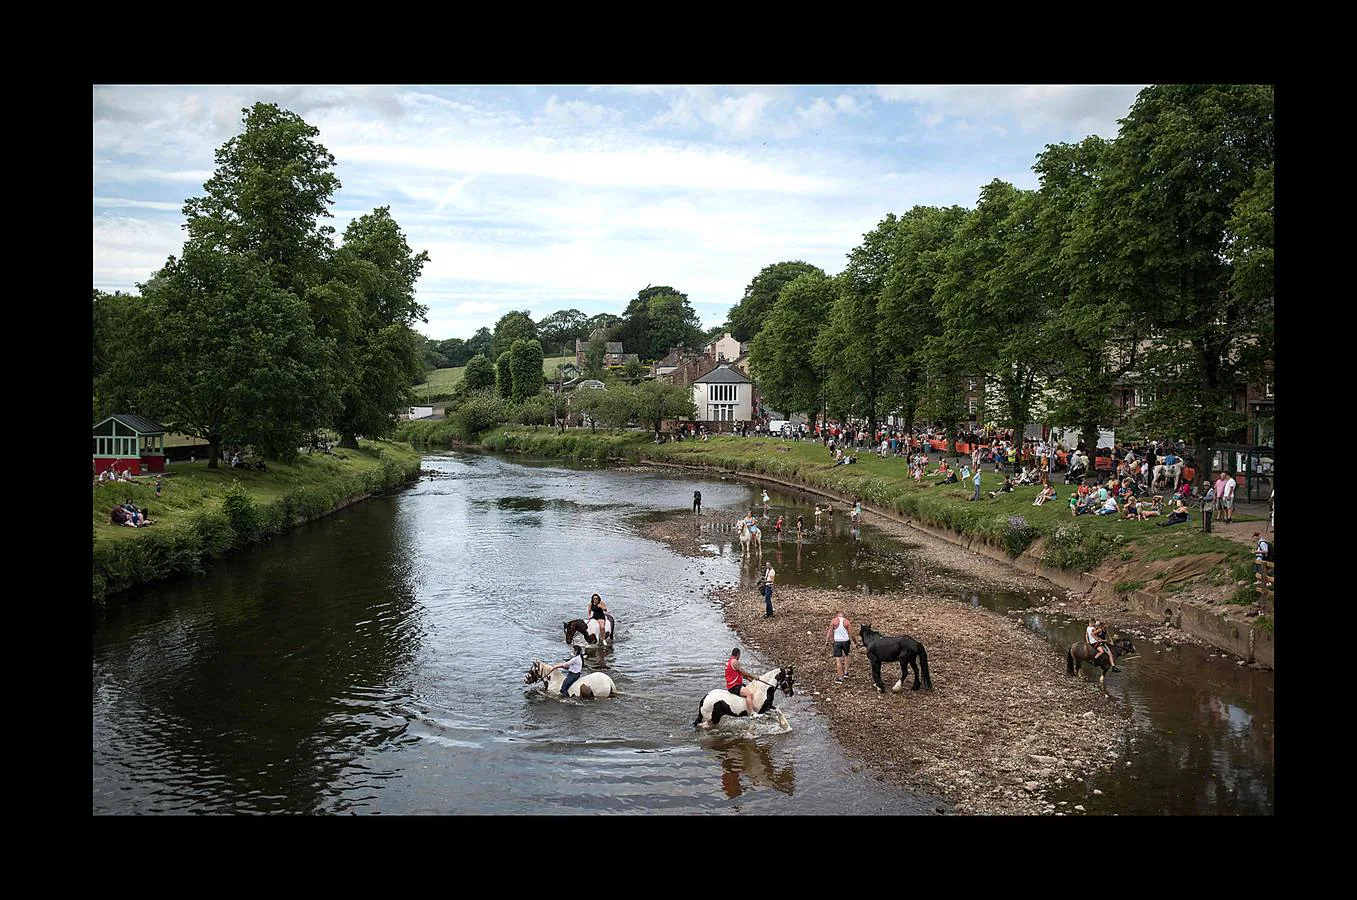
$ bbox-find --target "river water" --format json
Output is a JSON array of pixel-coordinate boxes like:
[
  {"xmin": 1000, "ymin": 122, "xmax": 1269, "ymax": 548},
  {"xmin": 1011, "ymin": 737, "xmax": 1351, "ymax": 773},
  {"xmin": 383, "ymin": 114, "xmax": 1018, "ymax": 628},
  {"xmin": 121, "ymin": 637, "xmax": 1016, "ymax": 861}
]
[{"xmin": 92, "ymin": 451, "xmax": 1273, "ymax": 815}]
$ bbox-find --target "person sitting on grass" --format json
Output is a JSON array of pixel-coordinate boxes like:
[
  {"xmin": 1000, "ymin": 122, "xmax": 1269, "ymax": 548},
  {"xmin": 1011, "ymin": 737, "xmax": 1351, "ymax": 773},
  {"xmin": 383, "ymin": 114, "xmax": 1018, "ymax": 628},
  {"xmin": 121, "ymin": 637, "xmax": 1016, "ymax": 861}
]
[
  {"xmin": 110, "ymin": 505, "xmax": 137, "ymax": 527},
  {"xmin": 988, "ymin": 475, "xmax": 1015, "ymax": 499},
  {"xmin": 935, "ymin": 469, "xmax": 958, "ymax": 486},
  {"xmin": 1138, "ymin": 495, "xmax": 1164, "ymax": 520},
  {"xmin": 1033, "ymin": 483, "xmax": 1057, "ymax": 506},
  {"xmin": 1095, "ymin": 493, "xmax": 1120, "ymax": 516},
  {"xmin": 1156, "ymin": 497, "xmax": 1190, "ymax": 527},
  {"xmin": 1121, "ymin": 495, "xmax": 1140, "ymax": 520}
]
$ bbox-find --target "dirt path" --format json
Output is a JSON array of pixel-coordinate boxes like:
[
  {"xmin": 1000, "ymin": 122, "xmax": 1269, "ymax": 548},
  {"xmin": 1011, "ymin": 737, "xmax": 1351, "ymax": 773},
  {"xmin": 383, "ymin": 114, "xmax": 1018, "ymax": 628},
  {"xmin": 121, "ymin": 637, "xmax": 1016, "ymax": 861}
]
[{"xmin": 639, "ymin": 511, "xmax": 1133, "ymax": 815}]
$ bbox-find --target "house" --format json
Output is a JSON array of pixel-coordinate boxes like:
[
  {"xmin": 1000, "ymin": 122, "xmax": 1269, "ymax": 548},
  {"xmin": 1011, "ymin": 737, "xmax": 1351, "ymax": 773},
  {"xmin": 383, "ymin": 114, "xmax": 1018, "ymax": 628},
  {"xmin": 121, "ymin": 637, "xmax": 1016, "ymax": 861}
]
[
  {"xmin": 574, "ymin": 339, "xmax": 634, "ymax": 369},
  {"xmin": 651, "ymin": 345, "xmax": 704, "ymax": 378},
  {"xmin": 691, "ymin": 364, "xmax": 753, "ymax": 425},
  {"xmin": 705, "ymin": 332, "xmax": 747, "ymax": 364},
  {"xmin": 93, "ymin": 413, "xmax": 167, "ymax": 475}
]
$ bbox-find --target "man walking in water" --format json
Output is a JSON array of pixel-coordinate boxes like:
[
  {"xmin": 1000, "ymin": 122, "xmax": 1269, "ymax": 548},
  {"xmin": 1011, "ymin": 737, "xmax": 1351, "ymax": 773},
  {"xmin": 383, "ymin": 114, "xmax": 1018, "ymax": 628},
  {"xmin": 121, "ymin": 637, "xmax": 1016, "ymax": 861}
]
[{"xmin": 693, "ymin": 489, "xmax": 702, "ymax": 515}]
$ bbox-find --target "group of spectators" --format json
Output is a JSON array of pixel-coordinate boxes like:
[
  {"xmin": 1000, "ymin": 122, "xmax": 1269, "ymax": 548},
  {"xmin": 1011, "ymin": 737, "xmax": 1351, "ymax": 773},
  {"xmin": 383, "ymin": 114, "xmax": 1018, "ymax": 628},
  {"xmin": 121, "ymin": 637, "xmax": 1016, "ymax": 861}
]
[{"xmin": 110, "ymin": 498, "xmax": 155, "ymax": 528}]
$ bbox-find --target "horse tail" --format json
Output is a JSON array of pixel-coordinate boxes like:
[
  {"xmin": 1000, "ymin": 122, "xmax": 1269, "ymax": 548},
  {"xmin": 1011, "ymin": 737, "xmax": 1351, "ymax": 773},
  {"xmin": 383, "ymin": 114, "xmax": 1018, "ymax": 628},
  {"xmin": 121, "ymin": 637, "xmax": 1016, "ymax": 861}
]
[
  {"xmin": 917, "ymin": 643, "xmax": 933, "ymax": 690},
  {"xmin": 1066, "ymin": 647, "xmax": 1075, "ymax": 675}
]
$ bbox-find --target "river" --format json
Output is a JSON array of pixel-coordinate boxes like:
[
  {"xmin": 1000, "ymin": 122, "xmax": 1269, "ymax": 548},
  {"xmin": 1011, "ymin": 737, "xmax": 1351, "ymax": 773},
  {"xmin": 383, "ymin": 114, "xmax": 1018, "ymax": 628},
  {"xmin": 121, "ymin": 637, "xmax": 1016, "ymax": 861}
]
[{"xmin": 91, "ymin": 451, "xmax": 1273, "ymax": 814}]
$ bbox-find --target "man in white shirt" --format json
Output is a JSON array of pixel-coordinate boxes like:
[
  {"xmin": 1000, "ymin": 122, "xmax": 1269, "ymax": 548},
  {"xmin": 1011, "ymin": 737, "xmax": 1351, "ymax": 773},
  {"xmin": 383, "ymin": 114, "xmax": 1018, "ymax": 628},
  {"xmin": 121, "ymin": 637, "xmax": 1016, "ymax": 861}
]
[{"xmin": 1221, "ymin": 473, "xmax": 1237, "ymax": 524}]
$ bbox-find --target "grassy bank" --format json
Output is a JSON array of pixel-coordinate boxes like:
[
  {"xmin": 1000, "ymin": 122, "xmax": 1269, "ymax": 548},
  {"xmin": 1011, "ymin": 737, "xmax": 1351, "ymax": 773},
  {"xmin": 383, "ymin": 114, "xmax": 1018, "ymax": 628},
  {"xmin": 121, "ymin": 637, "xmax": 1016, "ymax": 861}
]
[
  {"xmin": 92, "ymin": 440, "xmax": 422, "ymax": 605},
  {"xmin": 413, "ymin": 355, "xmax": 574, "ymax": 396},
  {"xmin": 482, "ymin": 429, "xmax": 1255, "ymax": 582}
]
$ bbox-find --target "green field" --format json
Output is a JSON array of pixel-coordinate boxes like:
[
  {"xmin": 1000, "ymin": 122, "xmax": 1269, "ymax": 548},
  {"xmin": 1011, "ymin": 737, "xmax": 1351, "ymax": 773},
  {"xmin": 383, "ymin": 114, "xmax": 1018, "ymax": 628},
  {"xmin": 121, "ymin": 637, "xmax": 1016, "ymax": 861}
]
[{"xmin": 414, "ymin": 355, "xmax": 575, "ymax": 396}]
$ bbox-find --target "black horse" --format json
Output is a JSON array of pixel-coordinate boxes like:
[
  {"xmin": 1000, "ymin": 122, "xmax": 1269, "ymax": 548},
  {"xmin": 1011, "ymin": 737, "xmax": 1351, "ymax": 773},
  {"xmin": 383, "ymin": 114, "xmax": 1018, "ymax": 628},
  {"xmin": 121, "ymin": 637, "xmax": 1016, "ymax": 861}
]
[
  {"xmin": 1066, "ymin": 636, "xmax": 1136, "ymax": 695},
  {"xmin": 858, "ymin": 624, "xmax": 933, "ymax": 694}
]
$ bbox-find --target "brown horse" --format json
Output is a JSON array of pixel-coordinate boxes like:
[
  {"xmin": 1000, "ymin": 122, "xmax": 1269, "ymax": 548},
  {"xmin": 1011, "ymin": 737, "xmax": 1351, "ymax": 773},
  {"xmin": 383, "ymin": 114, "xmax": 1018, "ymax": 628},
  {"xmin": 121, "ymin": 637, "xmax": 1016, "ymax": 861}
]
[{"xmin": 1066, "ymin": 636, "xmax": 1136, "ymax": 695}]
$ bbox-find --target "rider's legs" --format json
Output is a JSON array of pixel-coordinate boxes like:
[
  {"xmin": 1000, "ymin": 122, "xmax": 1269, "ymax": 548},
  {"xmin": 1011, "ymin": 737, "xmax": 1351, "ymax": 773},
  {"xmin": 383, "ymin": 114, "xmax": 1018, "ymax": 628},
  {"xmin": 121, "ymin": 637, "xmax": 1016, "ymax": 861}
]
[{"xmin": 742, "ymin": 685, "xmax": 759, "ymax": 716}]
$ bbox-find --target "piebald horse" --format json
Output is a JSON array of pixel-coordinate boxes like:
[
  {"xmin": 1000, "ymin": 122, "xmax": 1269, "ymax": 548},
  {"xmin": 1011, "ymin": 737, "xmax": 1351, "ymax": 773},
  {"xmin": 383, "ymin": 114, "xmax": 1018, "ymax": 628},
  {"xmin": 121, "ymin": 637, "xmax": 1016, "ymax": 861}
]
[
  {"xmin": 564, "ymin": 614, "xmax": 615, "ymax": 647},
  {"xmin": 693, "ymin": 667, "xmax": 795, "ymax": 729},
  {"xmin": 523, "ymin": 660, "xmax": 617, "ymax": 699},
  {"xmin": 1152, "ymin": 461, "xmax": 1185, "ymax": 491}
]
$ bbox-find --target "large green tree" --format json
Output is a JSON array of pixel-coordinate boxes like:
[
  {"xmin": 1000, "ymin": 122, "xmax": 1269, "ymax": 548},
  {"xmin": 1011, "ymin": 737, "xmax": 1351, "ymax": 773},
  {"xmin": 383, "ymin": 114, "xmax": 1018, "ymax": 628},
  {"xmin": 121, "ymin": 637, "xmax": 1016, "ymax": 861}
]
[
  {"xmin": 133, "ymin": 245, "xmax": 329, "ymax": 467},
  {"xmin": 631, "ymin": 379, "xmax": 698, "ymax": 435},
  {"xmin": 1078, "ymin": 84, "xmax": 1274, "ymax": 478},
  {"xmin": 490, "ymin": 310, "xmax": 538, "ymax": 360},
  {"xmin": 508, "ymin": 338, "xmax": 545, "ymax": 402},
  {"xmin": 726, "ymin": 261, "xmax": 824, "ymax": 342},
  {"xmin": 748, "ymin": 271, "xmax": 838, "ymax": 419},
  {"xmin": 537, "ymin": 308, "xmax": 589, "ymax": 355},
  {"xmin": 181, "ymin": 102, "xmax": 340, "ymax": 300},
  {"xmin": 331, "ymin": 206, "xmax": 430, "ymax": 447},
  {"xmin": 879, "ymin": 205, "xmax": 971, "ymax": 431},
  {"xmin": 494, "ymin": 351, "xmax": 514, "ymax": 398},
  {"xmin": 462, "ymin": 353, "xmax": 496, "ymax": 392},
  {"xmin": 642, "ymin": 292, "xmax": 706, "ymax": 361}
]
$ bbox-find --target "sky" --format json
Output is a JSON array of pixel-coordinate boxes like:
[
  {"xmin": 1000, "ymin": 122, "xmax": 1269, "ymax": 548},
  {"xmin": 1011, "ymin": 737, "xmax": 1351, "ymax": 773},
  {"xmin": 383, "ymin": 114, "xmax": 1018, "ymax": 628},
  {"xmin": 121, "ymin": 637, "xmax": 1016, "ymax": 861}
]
[{"xmin": 93, "ymin": 84, "xmax": 1147, "ymax": 341}]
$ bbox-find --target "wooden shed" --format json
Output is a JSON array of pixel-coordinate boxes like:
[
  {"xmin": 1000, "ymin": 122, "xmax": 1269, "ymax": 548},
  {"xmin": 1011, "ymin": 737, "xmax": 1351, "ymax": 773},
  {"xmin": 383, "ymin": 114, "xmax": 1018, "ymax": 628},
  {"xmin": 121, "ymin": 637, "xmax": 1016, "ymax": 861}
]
[{"xmin": 93, "ymin": 414, "xmax": 167, "ymax": 475}]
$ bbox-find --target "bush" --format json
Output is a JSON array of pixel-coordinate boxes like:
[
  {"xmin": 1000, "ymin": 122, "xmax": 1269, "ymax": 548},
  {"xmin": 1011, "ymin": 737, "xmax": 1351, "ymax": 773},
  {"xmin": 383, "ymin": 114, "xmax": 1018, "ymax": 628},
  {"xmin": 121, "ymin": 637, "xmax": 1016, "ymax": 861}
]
[{"xmin": 221, "ymin": 482, "xmax": 260, "ymax": 547}]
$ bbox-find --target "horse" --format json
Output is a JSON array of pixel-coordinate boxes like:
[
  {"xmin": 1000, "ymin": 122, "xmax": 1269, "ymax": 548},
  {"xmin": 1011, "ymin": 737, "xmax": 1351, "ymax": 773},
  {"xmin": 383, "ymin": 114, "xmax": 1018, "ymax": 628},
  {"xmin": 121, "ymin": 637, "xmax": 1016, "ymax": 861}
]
[
  {"xmin": 737, "ymin": 519, "xmax": 762, "ymax": 555},
  {"xmin": 1065, "ymin": 636, "xmax": 1136, "ymax": 695},
  {"xmin": 693, "ymin": 667, "xmax": 795, "ymax": 729},
  {"xmin": 523, "ymin": 660, "xmax": 617, "ymax": 699},
  {"xmin": 858, "ymin": 624, "xmax": 933, "ymax": 694},
  {"xmin": 1152, "ymin": 461, "xmax": 1185, "ymax": 491},
  {"xmin": 564, "ymin": 614, "xmax": 615, "ymax": 647}
]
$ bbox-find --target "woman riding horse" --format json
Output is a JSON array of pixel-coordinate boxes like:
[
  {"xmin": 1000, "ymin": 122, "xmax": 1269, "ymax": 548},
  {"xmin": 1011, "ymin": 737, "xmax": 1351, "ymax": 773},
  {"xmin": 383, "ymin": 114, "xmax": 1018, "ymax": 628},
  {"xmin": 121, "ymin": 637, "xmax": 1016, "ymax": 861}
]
[{"xmin": 524, "ymin": 656, "xmax": 616, "ymax": 699}]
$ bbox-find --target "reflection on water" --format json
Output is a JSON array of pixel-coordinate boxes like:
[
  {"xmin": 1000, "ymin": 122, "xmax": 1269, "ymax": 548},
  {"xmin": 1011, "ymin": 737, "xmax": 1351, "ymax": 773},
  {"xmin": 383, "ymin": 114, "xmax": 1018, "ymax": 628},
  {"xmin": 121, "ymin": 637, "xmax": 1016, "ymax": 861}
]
[{"xmin": 92, "ymin": 453, "xmax": 1272, "ymax": 815}]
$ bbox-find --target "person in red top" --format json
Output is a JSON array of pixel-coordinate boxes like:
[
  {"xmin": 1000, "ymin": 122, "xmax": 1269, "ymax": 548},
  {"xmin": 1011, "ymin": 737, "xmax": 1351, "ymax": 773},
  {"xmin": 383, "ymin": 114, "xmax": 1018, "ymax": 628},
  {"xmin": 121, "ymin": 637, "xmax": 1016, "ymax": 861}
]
[{"xmin": 725, "ymin": 648, "xmax": 761, "ymax": 716}]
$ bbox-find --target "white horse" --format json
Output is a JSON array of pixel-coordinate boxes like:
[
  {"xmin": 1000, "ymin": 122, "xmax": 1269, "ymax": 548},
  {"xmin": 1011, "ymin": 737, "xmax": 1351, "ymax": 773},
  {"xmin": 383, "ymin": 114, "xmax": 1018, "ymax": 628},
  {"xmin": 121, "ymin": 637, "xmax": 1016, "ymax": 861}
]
[
  {"xmin": 1152, "ymin": 461, "xmax": 1185, "ymax": 491},
  {"xmin": 693, "ymin": 667, "xmax": 795, "ymax": 729},
  {"xmin": 738, "ymin": 518, "xmax": 763, "ymax": 555},
  {"xmin": 523, "ymin": 660, "xmax": 617, "ymax": 699}
]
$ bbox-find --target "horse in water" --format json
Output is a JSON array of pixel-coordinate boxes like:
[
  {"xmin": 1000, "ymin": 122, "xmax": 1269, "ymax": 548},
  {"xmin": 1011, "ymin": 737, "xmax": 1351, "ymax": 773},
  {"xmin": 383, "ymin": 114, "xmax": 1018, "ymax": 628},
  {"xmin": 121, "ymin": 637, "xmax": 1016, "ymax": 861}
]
[
  {"xmin": 738, "ymin": 518, "xmax": 762, "ymax": 555},
  {"xmin": 693, "ymin": 667, "xmax": 795, "ymax": 729},
  {"xmin": 523, "ymin": 660, "xmax": 616, "ymax": 699},
  {"xmin": 858, "ymin": 624, "xmax": 933, "ymax": 694},
  {"xmin": 564, "ymin": 614, "xmax": 615, "ymax": 647},
  {"xmin": 1066, "ymin": 635, "xmax": 1136, "ymax": 695}
]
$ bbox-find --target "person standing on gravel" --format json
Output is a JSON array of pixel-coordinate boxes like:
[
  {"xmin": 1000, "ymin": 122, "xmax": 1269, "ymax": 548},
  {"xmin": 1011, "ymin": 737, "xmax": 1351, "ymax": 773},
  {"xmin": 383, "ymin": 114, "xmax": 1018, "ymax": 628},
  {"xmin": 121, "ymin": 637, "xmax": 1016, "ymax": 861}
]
[{"xmin": 826, "ymin": 612, "xmax": 853, "ymax": 683}]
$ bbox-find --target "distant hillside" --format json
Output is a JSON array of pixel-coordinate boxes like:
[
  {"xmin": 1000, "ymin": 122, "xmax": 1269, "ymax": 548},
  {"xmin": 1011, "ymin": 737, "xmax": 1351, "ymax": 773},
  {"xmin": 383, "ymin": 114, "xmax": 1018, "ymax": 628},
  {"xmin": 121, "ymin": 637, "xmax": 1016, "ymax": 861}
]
[{"xmin": 414, "ymin": 355, "xmax": 575, "ymax": 396}]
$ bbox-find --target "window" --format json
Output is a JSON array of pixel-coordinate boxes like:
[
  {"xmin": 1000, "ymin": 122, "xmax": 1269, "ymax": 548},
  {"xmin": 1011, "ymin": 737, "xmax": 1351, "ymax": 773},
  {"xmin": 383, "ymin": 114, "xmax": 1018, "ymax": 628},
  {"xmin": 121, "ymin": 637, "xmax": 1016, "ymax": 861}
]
[
  {"xmin": 708, "ymin": 383, "xmax": 737, "ymax": 402},
  {"xmin": 708, "ymin": 404, "xmax": 735, "ymax": 421},
  {"xmin": 1134, "ymin": 387, "xmax": 1155, "ymax": 408},
  {"xmin": 967, "ymin": 398, "xmax": 978, "ymax": 414},
  {"xmin": 966, "ymin": 378, "xmax": 977, "ymax": 391},
  {"xmin": 1263, "ymin": 382, "xmax": 1273, "ymax": 398}
]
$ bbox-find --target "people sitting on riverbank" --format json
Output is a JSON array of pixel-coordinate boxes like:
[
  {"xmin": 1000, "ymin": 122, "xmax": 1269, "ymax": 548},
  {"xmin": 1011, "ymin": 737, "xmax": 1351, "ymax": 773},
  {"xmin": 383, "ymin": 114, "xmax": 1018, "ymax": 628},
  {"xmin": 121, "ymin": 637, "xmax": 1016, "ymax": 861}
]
[
  {"xmin": 988, "ymin": 475, "xmax": 1014, "ymax": 499},
  {"xmin": 110, "ymin": 505, "xmax": 136, "ymax": 527},
  {"xmin": 1157, "ymin": 498, "xmax": 1190, "ymax": 527},
  {"xmin": 935, "ymin": 469, "xmax": 958, "ymax": 486},
  {"xmin": 1033, "ymin": 483, "xmax": 1057, "ymax": 506},
  {"xmin": 1015, "ymin": 467, "xmax": 1040, "ymax": 486},
  {"xmin": 1137, "ymin": 495, "xmax": 1164, "ymax": 520}
]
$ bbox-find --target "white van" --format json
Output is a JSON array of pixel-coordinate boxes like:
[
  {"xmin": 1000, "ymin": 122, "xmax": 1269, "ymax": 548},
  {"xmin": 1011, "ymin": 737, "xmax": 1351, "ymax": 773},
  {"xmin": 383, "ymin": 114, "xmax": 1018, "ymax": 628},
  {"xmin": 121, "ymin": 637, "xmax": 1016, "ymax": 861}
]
[{"xmin": 767, "ymin": 420, "xmax": 790, "ymax": 436}]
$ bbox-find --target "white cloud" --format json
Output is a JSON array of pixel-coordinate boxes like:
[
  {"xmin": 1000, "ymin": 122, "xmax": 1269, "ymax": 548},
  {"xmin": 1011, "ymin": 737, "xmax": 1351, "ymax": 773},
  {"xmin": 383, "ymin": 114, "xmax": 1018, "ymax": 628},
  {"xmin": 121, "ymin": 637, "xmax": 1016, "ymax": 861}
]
[{"xmin": 874, "ymin": 84, "xmax": 1144, "ymax": 135}]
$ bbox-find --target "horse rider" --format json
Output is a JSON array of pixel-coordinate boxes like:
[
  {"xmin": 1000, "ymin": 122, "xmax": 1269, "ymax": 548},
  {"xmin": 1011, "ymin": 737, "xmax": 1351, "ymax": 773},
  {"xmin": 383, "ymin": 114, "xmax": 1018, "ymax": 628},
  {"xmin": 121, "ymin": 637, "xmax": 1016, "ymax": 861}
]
[
  {"xmin": 725, "ymin": 647, "xmax": 762, "ymax": 717},
  {"xmin": 742, "ymin": 511, "xmax": 762, "ymax": 541},
  {"xmin": 586, "ymin": 593, "xmax": 610, "ymax": 643},
  {"xmin": 1086, "ymin": 617, "xmax": 1120, "ymax": 672},
  {"xmin": 551, "ymin": 644, "xmax": 585, "ymax": 696}
]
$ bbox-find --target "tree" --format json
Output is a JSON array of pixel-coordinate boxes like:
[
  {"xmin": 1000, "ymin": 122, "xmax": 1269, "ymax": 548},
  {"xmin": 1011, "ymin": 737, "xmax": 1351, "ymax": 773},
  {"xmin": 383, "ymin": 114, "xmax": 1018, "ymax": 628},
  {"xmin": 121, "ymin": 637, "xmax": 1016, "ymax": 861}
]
[
  {"xmin": 748, "ymin": 271, "xmax": 837, "ymax": 420},
  {"xmin": 642, "ymin": 292, "xmax": 706, "ymax": 361},
  {"xmin": 93, "ymin": 289, "xmax": 151, "ymax": 421},
  {"xmin": 464, "ymin": 327, "xmax": 493, "ymax": 361},
  {"xmin": 878, "ymin": 205, "xmax": 971, "ymax": 431},
  {"xmin": 537, "ymin": 308, "xmax": 589, "ymax": 356},
  {"xmin": 618, "ymin": 285, "xmax": 692, "ymax": 359},
  {"xmin": 815, "ymin": 216, "xmax": 901, "ymax": 436},
  {"xmin": 631, "ymin": 379, "xmax": 698, "ymax": 435},
  {"xmin": 494, "ymin": 351, "xmax": 514, "ymax": 398},
  {"xmin": 490, "ymin": 310, "xmax": 538, "ymax": 360},
  {"xmin": 1077, "ymin": 84, "xmax": 1274, "ymax": 480},
  {"xmin": 181, "ymin": 102, "xmax": 340, "ymax": 300},
  {"xmin": 726, "ymin": 261, "xmax": 824, "ymax": 342},
  {"xmin": 131, "ymin": 244, "xmax": 329, "ymax": 467},
  {"xmin": 584, "ymin": 312, "xmax": 623, "ymax": 337},
  {"xmin": 622, "ymin": 359, "xmax": 645, "ymax": 382},
  {"xmin": 509, "ymin": 338, "xmax": 545, "ymax": 402},
  {"xmin": 462, "ymin": 353, "xmax": 496, "ymax": 392},
  {"xmin": 330, "ymin": 206, "xmax": 430, "ymax": 448},
  {"xmin": 585, "ymin": 331, "xmax": 608, "ymax": 377}
]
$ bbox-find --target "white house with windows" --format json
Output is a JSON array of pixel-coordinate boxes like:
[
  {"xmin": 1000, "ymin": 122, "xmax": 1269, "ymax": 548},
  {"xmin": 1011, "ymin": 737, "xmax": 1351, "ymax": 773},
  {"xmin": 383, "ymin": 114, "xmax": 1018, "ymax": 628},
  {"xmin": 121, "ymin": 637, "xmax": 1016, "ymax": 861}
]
[{"xmin": 691, "ymin": 364, "xmax": 752, "ymax": 424}]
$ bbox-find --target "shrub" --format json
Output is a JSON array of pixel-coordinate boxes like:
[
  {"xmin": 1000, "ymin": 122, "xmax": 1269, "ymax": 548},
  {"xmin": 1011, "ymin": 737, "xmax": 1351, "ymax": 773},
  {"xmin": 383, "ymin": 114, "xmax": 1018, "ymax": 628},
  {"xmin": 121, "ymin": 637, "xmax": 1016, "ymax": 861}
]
[{"xmin": 221, "ymin": 482, "xmax": 260, "ymax": 547}]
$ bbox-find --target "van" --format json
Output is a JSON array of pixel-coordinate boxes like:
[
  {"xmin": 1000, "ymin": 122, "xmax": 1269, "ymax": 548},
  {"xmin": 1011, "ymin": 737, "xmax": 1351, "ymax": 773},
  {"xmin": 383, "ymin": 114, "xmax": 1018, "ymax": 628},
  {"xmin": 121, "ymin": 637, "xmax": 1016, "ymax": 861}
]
[{"xmin": 767, "ymin": 419, "xmax": 789, "ymax": 436}]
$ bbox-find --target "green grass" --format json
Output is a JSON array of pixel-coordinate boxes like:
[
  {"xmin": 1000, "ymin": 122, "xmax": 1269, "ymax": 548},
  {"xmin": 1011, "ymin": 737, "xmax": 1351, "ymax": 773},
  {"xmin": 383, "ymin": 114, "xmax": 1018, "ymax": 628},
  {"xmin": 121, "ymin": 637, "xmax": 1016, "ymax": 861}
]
[
  {"xmin": 1115, "ymin": 580, "xmax": 1146, "ymax": 594},
  {"xmin": 483, "ymin": 430, "xmax": 1255, "ymax": 577},
  {"xmin": 1254, "ymin": 615, "xmax": 1273, "ymax": 633},
  {"xmin": 414, "ymin": 356, "xmax": 574, "ymax": 395},
  {"xmin": 93, "ymin": 440, "xmax": 421, "ymax": 544}
]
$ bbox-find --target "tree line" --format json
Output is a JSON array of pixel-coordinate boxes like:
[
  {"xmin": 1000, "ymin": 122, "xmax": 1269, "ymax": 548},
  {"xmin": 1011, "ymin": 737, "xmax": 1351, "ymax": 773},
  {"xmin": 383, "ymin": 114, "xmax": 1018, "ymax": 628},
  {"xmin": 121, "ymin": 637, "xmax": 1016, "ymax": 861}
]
[
  {"xmin": 93, "ymin": 103, "xmax": 431, "ymax": 467},
  {"xmin": 741, "ymin": 84, "xmax": 1273, "ymax": 482}
]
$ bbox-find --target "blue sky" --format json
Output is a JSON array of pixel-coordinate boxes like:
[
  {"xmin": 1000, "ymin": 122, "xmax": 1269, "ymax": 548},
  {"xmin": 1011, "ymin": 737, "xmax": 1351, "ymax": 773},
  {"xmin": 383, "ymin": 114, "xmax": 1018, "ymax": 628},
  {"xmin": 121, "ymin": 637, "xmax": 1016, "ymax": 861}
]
[{"xmin": 93, "ymin": 84, "xmax": 1146, "ymax": 340}]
